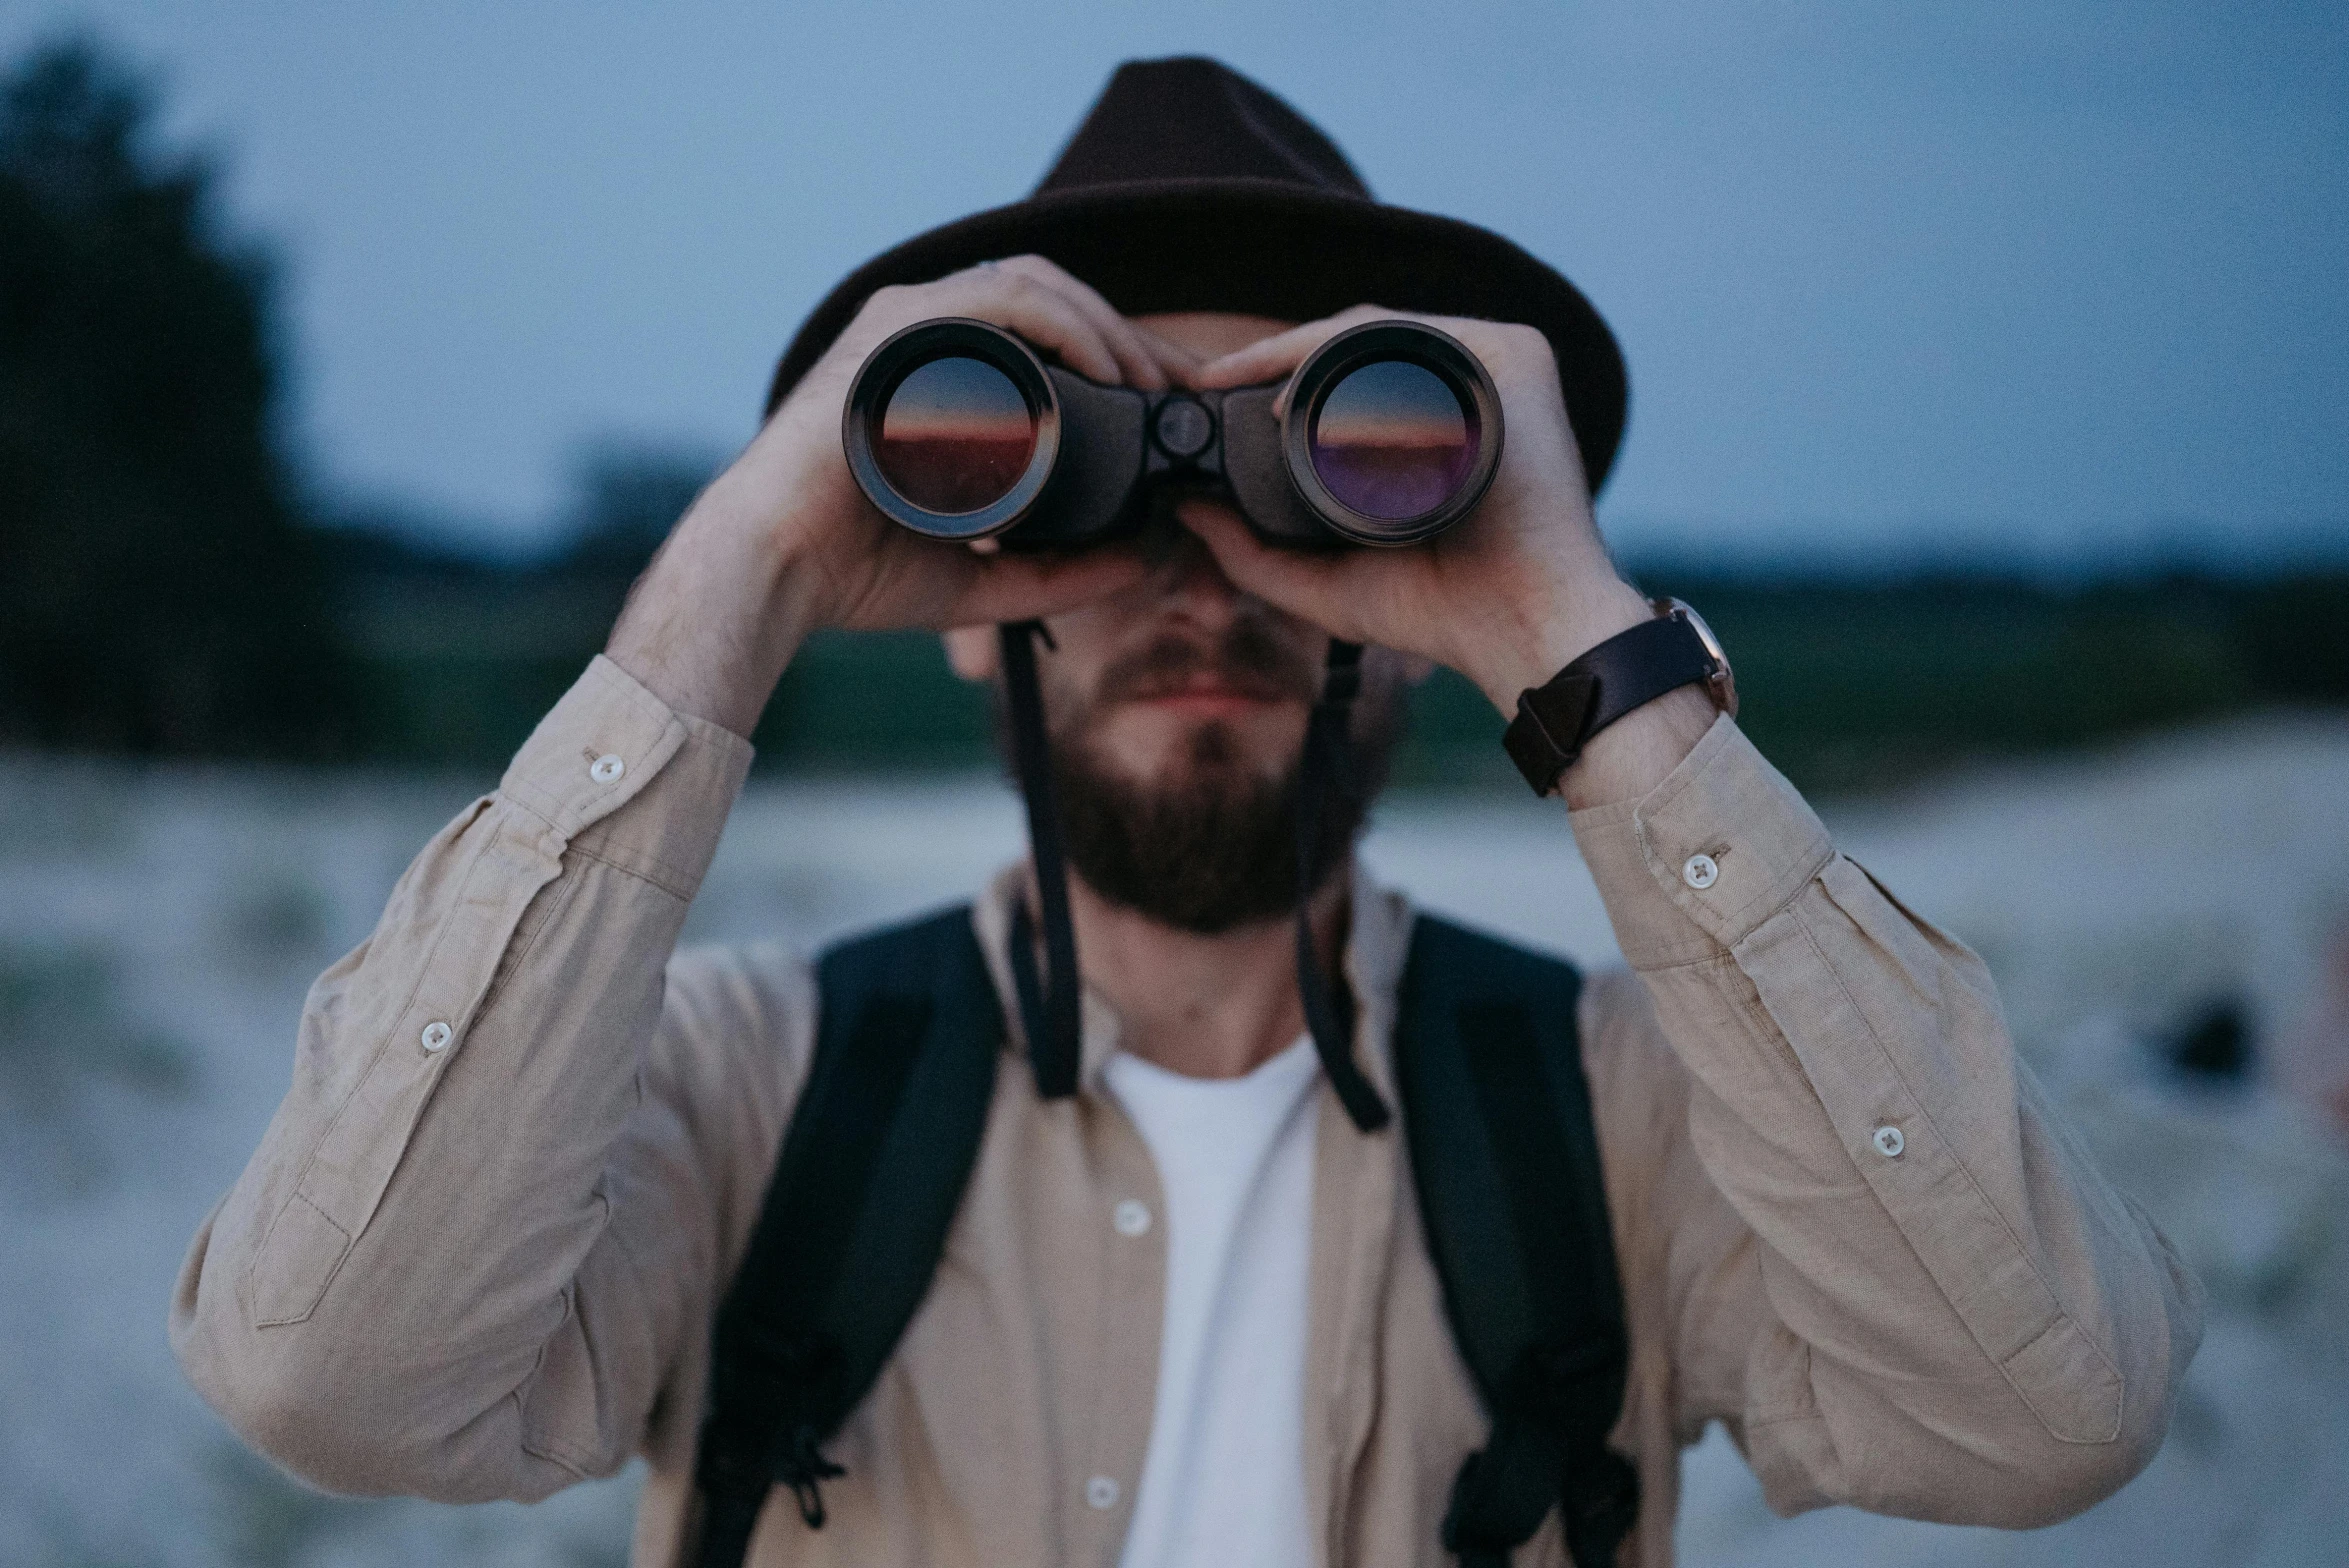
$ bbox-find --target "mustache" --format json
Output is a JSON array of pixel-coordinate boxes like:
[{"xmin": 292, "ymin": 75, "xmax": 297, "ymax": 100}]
[{"xmin": 1093, "ymin": 619, "xmax": 1320, "ymax": 706}]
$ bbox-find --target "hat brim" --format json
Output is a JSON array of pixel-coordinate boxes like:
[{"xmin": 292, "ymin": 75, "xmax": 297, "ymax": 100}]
[{"xmin": 768, "ymin": 178, "xmax": 1629, "ymax": 494}]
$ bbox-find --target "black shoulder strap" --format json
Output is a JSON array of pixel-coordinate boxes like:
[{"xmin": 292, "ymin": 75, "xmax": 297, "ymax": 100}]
[
  {"xmin": 688, "ymin": 904, "xmax": 1632, "ymax": 1568},
  {"xmin": 1395, "ymin": 915, "xmax": 1640, "ymax": 1568},
  {"xmin": 686, "ymin": 904, "xmax": 1002, "ymax": 1568}
]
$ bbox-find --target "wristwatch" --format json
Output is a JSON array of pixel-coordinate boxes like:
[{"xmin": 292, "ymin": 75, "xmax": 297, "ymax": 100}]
[{"xmin": 1501, "ymin": 598, "xmax": 1738, "ymax": 796}]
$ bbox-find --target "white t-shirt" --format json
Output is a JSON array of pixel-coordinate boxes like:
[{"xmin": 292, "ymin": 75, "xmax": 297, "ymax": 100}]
[{"xmin": 1104, "ymin": 1035, "xmax": 1322, "ymax": 1568}]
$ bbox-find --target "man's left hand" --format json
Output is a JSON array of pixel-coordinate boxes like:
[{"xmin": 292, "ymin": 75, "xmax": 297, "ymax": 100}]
[{"xmin": 1179, "ymin": 305, "xmax": 1652, "ymax": 719}]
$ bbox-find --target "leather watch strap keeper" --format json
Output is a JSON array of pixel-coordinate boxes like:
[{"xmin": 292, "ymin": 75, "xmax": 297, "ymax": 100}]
[{"xmin": 1502, "ymin": 612, "xmax": 1719, "ymax": 796}]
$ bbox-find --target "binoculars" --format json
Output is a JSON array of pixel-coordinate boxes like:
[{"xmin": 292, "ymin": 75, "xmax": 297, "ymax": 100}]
[{"xmin": 843, "ymin": 317, "xmax": 1504, "ymax": 549}]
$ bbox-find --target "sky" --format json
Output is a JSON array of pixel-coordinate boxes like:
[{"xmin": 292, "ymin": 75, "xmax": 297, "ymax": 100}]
[{"xmin": 10, "ymin": 0, "xmax": 2346, "ymax": 571}]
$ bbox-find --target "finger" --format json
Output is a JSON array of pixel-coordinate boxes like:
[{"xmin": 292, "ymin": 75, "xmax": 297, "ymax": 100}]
[
  {"xmin": 940, "ymin": 543, "xmax": 1150, "ymax": 628},
  {"xmin": 995, "ymin": 256, "xmax": 1167, "ymax": 390},
  {"xmin": 1070, "ymin": 288, "xmax": 1173, "ymax": 392},
  {"xmin": 1191, "ymin": 304, "xmax": 1399, "ymax": 390},
  {"xmin": 1131, "ymin": 319, "xmax": 1206, "ymax": 385},
  {"xmin": 953, "ymin": 262, "xmax": 1124, "ymax": 383},
  {"xmin": 1175, "ymin": 500, "xmax": 1370, "ymax": 641}
]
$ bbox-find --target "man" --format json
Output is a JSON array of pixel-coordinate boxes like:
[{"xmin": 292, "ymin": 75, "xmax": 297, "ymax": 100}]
[{"xmin": 172, "ymin": 57, "xmax": 2201, "ymax": 1568}]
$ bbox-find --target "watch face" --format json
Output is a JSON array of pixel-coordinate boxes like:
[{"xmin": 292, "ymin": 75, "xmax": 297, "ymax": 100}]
[{"xmin": 1654, "ymin": 597, "xmax": 1740, "ymax": 719}]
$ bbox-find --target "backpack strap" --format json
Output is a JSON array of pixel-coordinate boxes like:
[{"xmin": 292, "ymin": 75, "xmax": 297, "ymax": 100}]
[
  {"xmin": 1395, "ymin": 915, "xmax": 1640, "ymax": 1568},
  {"xmin": 686, "ymin": 904, "xmax": 1003, "ymax": 1568}
]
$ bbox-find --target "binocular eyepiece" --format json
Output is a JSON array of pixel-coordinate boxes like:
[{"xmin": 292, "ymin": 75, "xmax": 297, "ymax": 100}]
[{"xmin": 843, "ymin": 317, "xmax": 1504, "ymax": 549}]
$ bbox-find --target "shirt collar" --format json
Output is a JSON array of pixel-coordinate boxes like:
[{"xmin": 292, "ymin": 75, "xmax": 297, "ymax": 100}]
[{"xmin": 972, "ymin": 861, "xmax": 1414, "ymax": 1110}]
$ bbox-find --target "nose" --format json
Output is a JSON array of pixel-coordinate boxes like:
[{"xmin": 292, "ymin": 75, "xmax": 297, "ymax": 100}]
[{"xmin": 1147, "ymin": 509, "xmax": 1248, "ymax": 626}]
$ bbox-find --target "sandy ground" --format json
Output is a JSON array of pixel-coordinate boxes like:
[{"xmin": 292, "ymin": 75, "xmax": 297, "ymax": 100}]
[{"xmin": 2, "ymin": 714, "xmax": 2345, "ymax": 1567}]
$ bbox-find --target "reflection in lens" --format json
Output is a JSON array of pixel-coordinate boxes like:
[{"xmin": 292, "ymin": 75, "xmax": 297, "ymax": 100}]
[
  {"xmin": 1307, "ymin": 359, "xmax": 1478, "ymax": 520},
  {"xmin": 874, "ymin": 355, "xmax": 1038, "ymax": 514}
]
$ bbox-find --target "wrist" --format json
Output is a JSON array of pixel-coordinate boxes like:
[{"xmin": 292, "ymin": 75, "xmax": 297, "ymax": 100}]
[
  {"xmin": 604, "ymin": 475, "xmax": 824, "ymax": 737},
  {"xmin": 1558, "ymin": 684, "xmax": 1717, "ymax": 810},
  {"xmin": 1487, "ymin": 590, "xmax": 1727, "ymax": 810},
  {"xmin": 1463, "ymin": 571, "xmax": 1651, "ymax": 716},
  {"xmin": 691, "ymin": 463, "xmax": 837, "ymax": 639}
]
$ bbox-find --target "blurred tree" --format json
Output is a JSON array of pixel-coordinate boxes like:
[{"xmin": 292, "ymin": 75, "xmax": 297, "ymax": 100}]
[
  {"xmin": 2170, "ymin": 998, "xmax": 2254, "ymax": 1086},
  {"xmin": 0, "ymin": 36, "xmax": 353, "ymax": 754}
]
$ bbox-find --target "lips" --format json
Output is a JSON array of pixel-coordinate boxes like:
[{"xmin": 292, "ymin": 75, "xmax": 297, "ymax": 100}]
[
  {"xmin": 1126, "ymin": 674, "xmax": 1296, "ymax": 706},
  {"xmin": 1092, "ymin": 621, "xmax": 1321, "ymax": 715}
]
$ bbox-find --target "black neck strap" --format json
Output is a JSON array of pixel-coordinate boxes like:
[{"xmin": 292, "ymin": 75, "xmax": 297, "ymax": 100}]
[
  {"xmin": 1295, "ymin": 639, "xmax": 1392, "ymax": 1133},
  {"xmin": 999, "ymin": 621, "xmax": 1082, "ymax": 1099},
  {"xmin": 997, "ymin": 622, "xmax": 1391, "ymax": 1132}
]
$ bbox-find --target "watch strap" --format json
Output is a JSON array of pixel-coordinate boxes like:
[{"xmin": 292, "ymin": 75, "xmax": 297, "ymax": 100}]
[{"xmin": 1502, "ymin": 614, "xmax": 1718, "ymax": 796}]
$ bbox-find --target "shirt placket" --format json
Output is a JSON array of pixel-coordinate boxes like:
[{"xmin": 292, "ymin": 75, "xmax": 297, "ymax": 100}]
[
  {"xmin": 1067, "ymin": 1087, "xmax": 1168, "ymax": 1568},
  {"xmin": 1305, "ymin": 961, "xmax": 1406, "ymax": 1568}
]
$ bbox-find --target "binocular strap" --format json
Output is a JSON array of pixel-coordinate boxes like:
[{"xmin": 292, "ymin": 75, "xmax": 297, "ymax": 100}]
[
  {"xmin": 1293, "ymin": 639, "xmax": 1392, "ymax": 1131},
  {"xmin": 999, "ymin": 621, "xmax": 1083, "ymax": 1098},
  {"xmin": 997, "ymin": 621, "xmax": 1389, "ymax": 1132}
]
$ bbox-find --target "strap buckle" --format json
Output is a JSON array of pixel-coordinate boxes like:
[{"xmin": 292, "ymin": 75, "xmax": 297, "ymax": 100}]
[
  {"xmin": 1441, "ymin": 1340, "xmax": 1638, "ymax": 1568},
  {"xmin": 775, "ymin": 1423, "xmax": 847, "ymax": 1528},
  {"xmin": 694, "ymin": 1332, "xmax": 845, "ymax": 1523}
]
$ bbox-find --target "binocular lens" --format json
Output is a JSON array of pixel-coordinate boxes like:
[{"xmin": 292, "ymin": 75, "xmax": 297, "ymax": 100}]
[
  {"xmin": 1307, "ymin": 359, "xmax": 1480, "ymax": 523},
  {"xmin": 873, "ymin": 355, "xmax": 1039, "ymax": 515}
]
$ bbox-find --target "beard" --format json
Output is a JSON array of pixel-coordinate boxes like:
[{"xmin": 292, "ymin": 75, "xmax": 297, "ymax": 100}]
[{"xmin": 1028, "ymin": 621, "xmax": 1404, "ymax": 936}]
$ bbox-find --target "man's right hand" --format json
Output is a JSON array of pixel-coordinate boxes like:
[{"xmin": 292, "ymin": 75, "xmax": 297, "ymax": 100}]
[{"xmin": 606, "ymin": 256, "xmax": 1189, "ymax": 737}]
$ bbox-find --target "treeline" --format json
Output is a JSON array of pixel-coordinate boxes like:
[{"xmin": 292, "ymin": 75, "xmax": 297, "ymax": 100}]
[
  {"xmin": 5, "ymin": 37, "xmax": 2344, "ymax": 795},
  {"xmin": 324, "ymin": 532, "xmax": 2349, "ymax": 793},
  {"xmin": 1, "ymin": 38, "xmax": 348, "ymax": 754},
  {"xmin": 1415, "ymin": 567, "xmax": 2349, "ymax": 792}
]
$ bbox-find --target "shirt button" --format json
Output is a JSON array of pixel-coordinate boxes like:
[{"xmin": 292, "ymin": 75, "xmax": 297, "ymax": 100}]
[
  {"xmin": 1682, "ymin": 853, "xmax": 1720, "ymax": 890},
  {"xmin": 420, "ymin": 1020, "xmax": 453, "ymax": 1053},
  {"xmin": 589, "ymin": 753, "xmax": 625, "ymax": 784},
  {"xmin": 1872, "ymin": 1124, "xmax": 1906, "ymax": 1158},
  {"xmin": 1085, "ymin": 1475, "xmax": 1121, "ymax": 1510},
  {"xmin": 1113, "ymin": 1199, "xmax": 1152, "ymax": 1237}
]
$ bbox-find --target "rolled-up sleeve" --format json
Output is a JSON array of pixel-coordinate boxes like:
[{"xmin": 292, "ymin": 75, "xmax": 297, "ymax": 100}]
[
  {"xmin": 171, "ymin": 656, "xmax": 765, "ymax": 1500},
  {"xmin": 1572, "ymin": 715, "xmax": 2203, "ymax": 1527}
]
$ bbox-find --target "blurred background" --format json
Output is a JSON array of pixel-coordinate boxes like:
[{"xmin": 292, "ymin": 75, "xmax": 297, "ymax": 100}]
[{"xmin": 1, "ymin": 4, "xmax": 2343, "ymax": 1565}]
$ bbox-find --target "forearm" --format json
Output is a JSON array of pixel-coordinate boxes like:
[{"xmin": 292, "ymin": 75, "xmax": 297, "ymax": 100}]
[
  {"xmin": 170, "ymin": 660, "xmax": 753, "ymax": 1497},
  {"xmin": 1576, "ymin": 720, "xmax": 2201, "ymax": 1523},
  {"xmin": 604, "ymin": 445, "xmax": 827, "ymax": 739}
]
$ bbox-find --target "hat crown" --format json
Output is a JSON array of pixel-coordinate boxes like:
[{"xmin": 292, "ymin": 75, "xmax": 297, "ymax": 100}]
[
  {"xmin": 1036, "ymin": 57, "xmax": 1371, "ymax": 200},
  {"xmin": 770, "ymin": 58, "xmax": 1624, "ymax": 498}
]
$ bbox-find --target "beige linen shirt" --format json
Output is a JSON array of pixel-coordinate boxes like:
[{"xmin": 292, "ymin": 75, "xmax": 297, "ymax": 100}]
[{"xmin": 172, "ymin": 656, "xmax": 2202, "ymax": 1567}]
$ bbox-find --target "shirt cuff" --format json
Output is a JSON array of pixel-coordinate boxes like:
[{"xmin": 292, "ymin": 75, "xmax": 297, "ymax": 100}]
[
  {"xmin": 497, "ymin": 654, "xmax": 756, "ymax": 900},
  {"xmin": 1567, "ymin": 715, "xmax": 1834, "ymax": 970}
]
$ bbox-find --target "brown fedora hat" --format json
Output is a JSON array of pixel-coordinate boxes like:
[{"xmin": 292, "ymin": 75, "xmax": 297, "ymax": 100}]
[{"xmin": 767, "ymin": 56, "xmax": 1631, "ymax": 494}]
